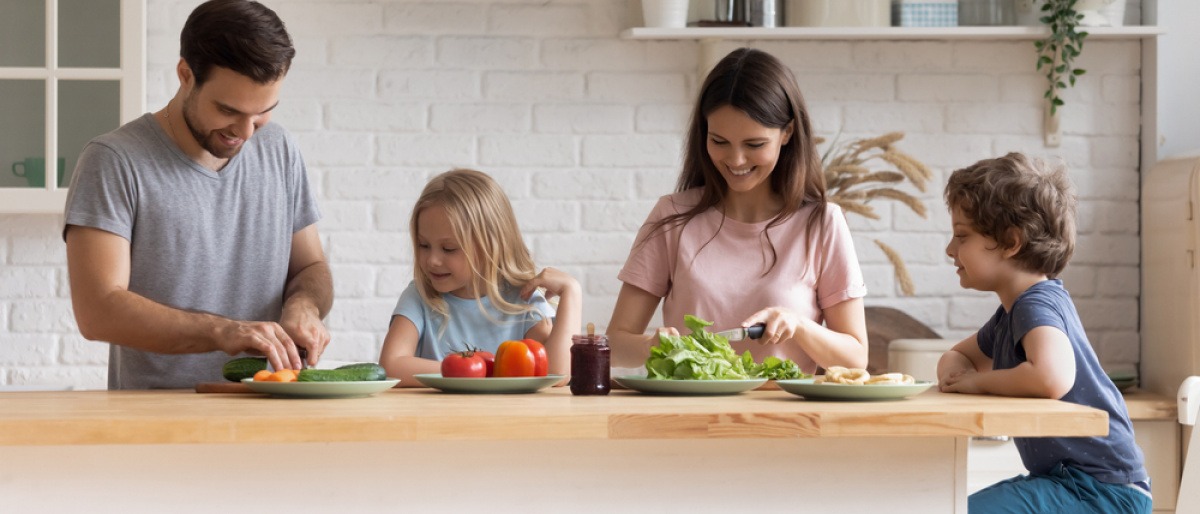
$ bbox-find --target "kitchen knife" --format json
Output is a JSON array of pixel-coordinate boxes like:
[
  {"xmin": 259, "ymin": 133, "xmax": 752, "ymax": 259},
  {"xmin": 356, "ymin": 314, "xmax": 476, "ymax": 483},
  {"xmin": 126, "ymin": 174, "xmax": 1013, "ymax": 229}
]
[{"xmin": 714, "ymin": 323, "xmax": 766, "ymax": 341}]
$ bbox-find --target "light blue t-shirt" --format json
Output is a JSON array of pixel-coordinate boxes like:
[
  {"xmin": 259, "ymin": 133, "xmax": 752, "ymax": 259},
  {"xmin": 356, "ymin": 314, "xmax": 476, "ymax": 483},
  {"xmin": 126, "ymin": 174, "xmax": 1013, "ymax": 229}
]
[{"xmin": 391, "ymin": 281, "xmax": 554, "ymax": 360}]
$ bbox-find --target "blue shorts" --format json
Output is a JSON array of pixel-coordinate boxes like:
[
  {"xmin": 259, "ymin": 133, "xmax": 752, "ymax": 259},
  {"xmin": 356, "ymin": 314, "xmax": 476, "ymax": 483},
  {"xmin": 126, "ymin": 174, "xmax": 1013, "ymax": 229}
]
[{"xmin": 968, "ymin": 463, "xmax": 1152, "ymax": 514}]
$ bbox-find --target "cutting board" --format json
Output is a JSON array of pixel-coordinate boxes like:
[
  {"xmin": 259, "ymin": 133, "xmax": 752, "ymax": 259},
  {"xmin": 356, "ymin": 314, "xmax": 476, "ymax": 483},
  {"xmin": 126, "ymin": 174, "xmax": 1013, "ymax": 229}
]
[{"xmin": 195, "ymin": 382, "xmax": 255, "ymax": 394}]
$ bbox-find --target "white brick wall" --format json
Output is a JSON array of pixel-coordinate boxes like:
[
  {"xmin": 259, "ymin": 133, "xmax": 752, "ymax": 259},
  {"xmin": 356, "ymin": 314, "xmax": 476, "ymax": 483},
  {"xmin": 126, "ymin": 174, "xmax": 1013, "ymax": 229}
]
[{"xmin": 0, "ymin": 0, "xmax": 1145, "ymax": 389}]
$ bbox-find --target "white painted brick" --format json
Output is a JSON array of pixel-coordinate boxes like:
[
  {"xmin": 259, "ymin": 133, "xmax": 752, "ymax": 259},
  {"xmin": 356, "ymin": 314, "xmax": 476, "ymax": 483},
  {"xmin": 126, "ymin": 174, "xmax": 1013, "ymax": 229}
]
[
  {"xmin": 948, "ymin": 296, "xmax": 1002, "ymax": 330},
  {"xmin": 1101, "ymin": 74, "xmax": 1140, "ymax": 104},
  {"xmin": 1057, "ymin": 74, "xmax": 1104, "ymax": 105},
  {"xmin": 585, "ymin": 266, "xmax": 625, "ymax": 296},
  {"xmin": 328, "ymin": 101, "xmax": 425, "ymax": 133},
  {"xmin": 480, "ymin": 135, "xmax": 575, "ymax": 166},
  {"xmin": 489, "ymin": 4, "xmax": 593, "ymax": 37},
  {"xmin": 322, "ymin": 331, "xmax": 382, "ymax": 363},
  {"xmin": 320, "ymin": 201, "xmax": 372, "ymax": 233},
  {"xmin": 378, "ymin": 134, "xmax": 477, "ymax": 167},
  {"xmin": 56, "ymin": 268, "xmax": 70, "ymax": 298},
  {"xmin": 951, "ymin": 42, "xmax": 1037, "ymax": 73},
  {"xmin": 295, "ymin": 132, "xmax": 373, "ymax": 167},
  {"xmin": 325, "ymin": 169, "xmax": 428, "ymax": 201},
  {"xmin": 271, "ymin": 100, "xmax": 323, "ymax": 131},
  {"xmin": 861, "ymin": 264, "xmax": 897, "ymax": 298},
  {"xmin": 284, "ymin": 68, "xmax": 375, "ymax": 99},
  {"xmin": 330, "ymin": 36, "xmax": 432, "ymax": 68},
  {"xmin": 946, "ymin": 104, "xmax": 1041, "ymax": 135},
  {"xmin": 874, "ymin": 233, "xmax": 954, "ymax": 265},
  {"xmin": 512, "ymin": 200, "xmax": 580, "ymax": 234},
  {"xmin": 433, "ymin": 104, "xmax": 532, "ymax": 133},
  {"xmin": 897, "ymin": 134, "xmax": 995, "ymax": 168},
  {"xmin": 0, "ymin": 304, "xmax": 6, "ymax": 332},
  {"xmin": 439, "ymin": 37, "xmax": 537, "ymax": 69},
  {"xmin": 469, "ymin": 168, "xmax": 534, "ymax": 200},
  {"xmin": 1075, "ymin": 202, "xmax": 1097, "ymax": 234},
  {"xmin": 808, "ymin": 103, "xmax": 844, "ymax": 136},
  {"xmin": 1062, "ymin": 104, "xmax": 1140, "ymax": 136},
  {"xmin": 485, "ymin": 71, "xmax": 584, "ymax": 101},
  {"xmin": 854, "ymin": 42, "xmax": 953, "ymax": 71},
  {"xmin": 1096, "ymin": 201, "xmax": 1139, "ymax": 234},
  {"xmin": 329, "ymin": 264, "xmax": 376, "ymax": 299},
  {"xmin": 844, "ymin": 204, "xmax": 893, "ymax": 232},
  {"xmin": 854, "ymin": 235, "xmax": 887, "ymax": 264},
  {"xmin": 272, "ymin": 3, "xmax": 384, "ymax": 36},
  {"xmin": 1076, "ymin": 298, "xmax": 1139, "ymax": 331},
  {"xmin": 582, "ymin": 200, "xmax": 659, "ymax": 233},
  {"xmin": 145, "ymin": 33, "xmax": 179, "ymax": 67},
  {"xmin": 1089, "ymin": 136, "xmax": 1139, "ymax": 169},
  {"xmin": 10, "ymin": 237, "xmax": 65, "ymax": 265},
  {"xmin": 842, "ymin": 103, "xmax": 945, "ymax": 134},
  {"xmin": 907, "ymin": 265, "xmax": 983, "ymax": 297},
  {"xmin": 582, "ymin": 135, "xmax": 682, "ymax": 167},
  {"xmin": 292, "ymin": 36, "xmax": 329, "ymax": 68},
  {"xmin": 583, "ymin": 296, "xmax": 620, "ymax": 334},
  {"xmin": 375, "ymin": 199, "xmax": 419, "ymax": 233},
  {"xmin": 534, "ymin": 234, "xmax": 636, "ymax": 265},
  {"xmin": 0, "ymin": 334, "xmax": 56, "ymax": 365},
  {"xmin": 542, "ymin": 39, "xmax": 697, "ymax": 72},
  {"xmin": 327, "ymin": 233, "xmax": 410, "ymax": 265},
  {"xmin": 0, "ymin": 268, "xmax": 56, "ymax": 298},
  {"xmin": 897, "ymin": 75, "xmax": 998, "ymax": 103},
  {"xmin": 864, "ymin": 298, "xmax": 950, "ymax": 337},
  {"xmin": 635, "ymin": 169, "xmax": 678, "ymax": 200},
  {"xmin": 588, "ymin": 72, "xmax": 689, "ymax": 103},
  {"xmin": 635, "ymin": 104, "xmax": 691, "ymax": 133},
  {"xmin": 324, "ymin": 298, "xmax": 395, "ymax": 332},
  {"xmin": 759, "ymin": 41, "xmax": 856, "ymax": 71},
  {"xmin": 1096, "ymin": 330, "xmax": 1140, "ymax": 364},
  {"xmin": 1095, "ymin": 265, "xmax": 1140, "ymax": 298},
  {"xmin": 894, "ymin": 203, "xmax": 951, "ymax": 234},
  {"xmin": 800, "ymin": 74, "xmax": 895, "ymax": 102},
  {"xmin": 998, "ymin": 74, "xmax": 1044, "ymax": 103},
  {"xmin": 0, "ymin": 215, "xmax": 62, "ymax": 237},
  {"xmin": 1074, "ymin": 234, "xmax": 1139, "ymax": 266},
  {"xmin": 1055, "ymin": 264, "xmax": 1096, "ymax": 296},
  {"xmin": 535, "ymin": 104, "xmax": 633, "ymax": 134},
  {"xmin": 992, "ymin": 137, "xmax": 1091, "ymax": 170},
  {"xmin": 9, "ymin": 366, "xmax": 107, "ymax": 390},
  {"xmin": 1069, "ymin": 167, "xmax": 1139, "ymax": 201},
  {"xmin": 1075, "ymin": 41, "xmax": 1140, "ymax": 74},
  {"xmin": 377, "ymin": 266, "xmax": 414, "ymax": 298},
  {"xmin": 9, "ymin": 300, "xmax": 75, "ymax": 332},
  {"xmin": 383, "ymin": 3, "xmax": 488, "ymax": 35},
  {"xmin": 60, "ymin": 334, "xmax": 108, "ymax": 366},
  {"xmin": 380, "ymin": 70, "xmax": 481, "ymax": 100},
  {"xmin": 533, "ymin": 169, "xmax": 635, "ymax": 200}
]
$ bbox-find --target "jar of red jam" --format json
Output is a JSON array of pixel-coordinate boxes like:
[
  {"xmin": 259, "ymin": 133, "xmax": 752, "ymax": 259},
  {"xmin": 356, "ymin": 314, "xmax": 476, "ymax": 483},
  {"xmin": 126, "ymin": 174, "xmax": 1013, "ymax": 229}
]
[{"xmin": 570, "ymin": 334, "xmax": 610, "ymax": 396}]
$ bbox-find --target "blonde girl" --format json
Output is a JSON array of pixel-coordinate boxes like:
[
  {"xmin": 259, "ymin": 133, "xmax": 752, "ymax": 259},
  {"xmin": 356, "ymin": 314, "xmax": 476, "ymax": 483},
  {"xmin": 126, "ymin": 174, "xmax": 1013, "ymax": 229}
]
[{"xmin": 380, "ymin": 168, "xmax": 581, "ymax": 386}]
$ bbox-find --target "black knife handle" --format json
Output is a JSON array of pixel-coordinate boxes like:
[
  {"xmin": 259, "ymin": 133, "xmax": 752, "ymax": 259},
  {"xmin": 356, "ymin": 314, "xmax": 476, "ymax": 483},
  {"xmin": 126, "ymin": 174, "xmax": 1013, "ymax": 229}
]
[{"xmin": 746, "ymin": 323, "xmax": 766, "ymax": 339}]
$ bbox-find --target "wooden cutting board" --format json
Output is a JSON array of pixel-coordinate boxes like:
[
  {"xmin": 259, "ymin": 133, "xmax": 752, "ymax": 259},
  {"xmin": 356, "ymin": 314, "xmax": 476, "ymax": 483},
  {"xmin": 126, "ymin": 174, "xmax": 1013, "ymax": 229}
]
[{"xmin": 194, "ymin": 382, "xmax": 255, "ymax": 394}]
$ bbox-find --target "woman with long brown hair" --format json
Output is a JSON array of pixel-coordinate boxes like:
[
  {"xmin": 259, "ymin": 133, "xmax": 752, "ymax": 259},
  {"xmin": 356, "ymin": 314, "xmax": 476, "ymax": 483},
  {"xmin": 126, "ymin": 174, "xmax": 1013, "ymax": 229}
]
[{"xmin": 607, "ymin": 48, "xmax": 868, "ymax": 373}]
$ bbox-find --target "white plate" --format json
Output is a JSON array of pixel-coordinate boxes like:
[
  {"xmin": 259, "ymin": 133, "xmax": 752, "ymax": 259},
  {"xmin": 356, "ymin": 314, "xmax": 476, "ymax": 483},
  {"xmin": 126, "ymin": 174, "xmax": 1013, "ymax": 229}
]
[
  {"xmin": 413, "ymin": 374, "xmax": 563, "ymax": 394},
  {"xmin": 240, "ymin": 378, "xmax": 399, "ymax": 398},
  {"xmin": 614, "ymin": 375, "xmax": 767, "ymax": 395},
  {"xmin": 775, "ymin": 378, "xmax": 933, "ymax": 401}
]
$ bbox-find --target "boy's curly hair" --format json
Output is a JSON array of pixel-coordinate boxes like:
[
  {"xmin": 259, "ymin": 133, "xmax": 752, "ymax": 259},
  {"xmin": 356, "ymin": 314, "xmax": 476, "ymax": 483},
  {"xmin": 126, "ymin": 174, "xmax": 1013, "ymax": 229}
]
[{"xmin": 944, "ymin": 152, "xmax": 1076, "ymax": 278}]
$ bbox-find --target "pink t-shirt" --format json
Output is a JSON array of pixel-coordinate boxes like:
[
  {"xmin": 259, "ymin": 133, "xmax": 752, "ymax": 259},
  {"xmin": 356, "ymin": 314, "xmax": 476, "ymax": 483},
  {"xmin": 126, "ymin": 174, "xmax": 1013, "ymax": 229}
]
[{"xmin": 617, "ymin": 189, "xmax": 867, "ymax": 373}]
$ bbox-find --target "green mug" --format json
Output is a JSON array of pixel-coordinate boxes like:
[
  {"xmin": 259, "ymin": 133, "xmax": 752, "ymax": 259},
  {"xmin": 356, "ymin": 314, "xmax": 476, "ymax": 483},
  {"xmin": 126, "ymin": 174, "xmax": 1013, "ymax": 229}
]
[{"xmin": 11, "ymin": 157, "xmax": 67, "ymax": 188}]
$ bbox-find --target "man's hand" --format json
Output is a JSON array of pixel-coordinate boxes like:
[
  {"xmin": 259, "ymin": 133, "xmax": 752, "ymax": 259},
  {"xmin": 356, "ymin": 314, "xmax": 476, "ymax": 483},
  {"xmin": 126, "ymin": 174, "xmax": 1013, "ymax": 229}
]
[
  {"xmin": 214, "ymin": 320, "xmax": 304, "ymax": 371},
  {"xmin": 280, "ymin": 301, "xmax": 330, "ymax": 367}
]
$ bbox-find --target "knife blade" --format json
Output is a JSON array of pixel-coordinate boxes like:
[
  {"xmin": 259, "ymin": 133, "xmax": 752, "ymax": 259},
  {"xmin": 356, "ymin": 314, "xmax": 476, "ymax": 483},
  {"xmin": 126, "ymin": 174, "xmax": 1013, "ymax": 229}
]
[{"xmin": 714, "ymin": 323, "xmax": 766, "ymax": 341}]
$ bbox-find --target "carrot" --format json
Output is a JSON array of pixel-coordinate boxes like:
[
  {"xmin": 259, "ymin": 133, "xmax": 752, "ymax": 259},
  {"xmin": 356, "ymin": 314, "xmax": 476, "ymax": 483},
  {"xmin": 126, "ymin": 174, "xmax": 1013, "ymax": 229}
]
[
  {"xmin": 252, "ymin": 370, "xmax": 272, "ymax": 382},
  {"xmin": 275, "ymin": 369, "xmax": 299, "ymax": 382}
]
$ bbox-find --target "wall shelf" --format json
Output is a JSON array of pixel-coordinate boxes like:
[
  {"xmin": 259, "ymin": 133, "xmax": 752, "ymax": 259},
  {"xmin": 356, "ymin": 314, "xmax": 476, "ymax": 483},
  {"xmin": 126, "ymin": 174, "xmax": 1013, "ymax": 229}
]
[{"xmin": 621, "ymin": 26, "xmax": 1164, "ymax": 41}]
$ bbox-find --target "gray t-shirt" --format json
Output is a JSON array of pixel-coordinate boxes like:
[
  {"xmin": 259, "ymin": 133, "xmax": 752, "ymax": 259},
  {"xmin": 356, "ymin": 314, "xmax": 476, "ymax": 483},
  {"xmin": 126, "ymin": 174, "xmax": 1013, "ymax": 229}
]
[{"xmin": 63, "ymin": 113, "xmax": 320, "ymax": 390}]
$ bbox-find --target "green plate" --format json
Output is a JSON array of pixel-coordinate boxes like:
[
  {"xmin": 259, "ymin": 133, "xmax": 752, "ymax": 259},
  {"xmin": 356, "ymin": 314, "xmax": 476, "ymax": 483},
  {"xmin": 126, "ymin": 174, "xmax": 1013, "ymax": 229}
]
[
  {"xmin": 776, "ymin": 378, "xmax": 934, "ymax": 401},
  {"xmin": 613, "ymin": 375, "xmax": 767, "ymax": 395},
  {"xmin": 241, "ymin": 378, "xmax": 399, "ymax": 398},
  {"xmin": 413, "ymin": 374, "xmax": 563, "ymax": 394}
]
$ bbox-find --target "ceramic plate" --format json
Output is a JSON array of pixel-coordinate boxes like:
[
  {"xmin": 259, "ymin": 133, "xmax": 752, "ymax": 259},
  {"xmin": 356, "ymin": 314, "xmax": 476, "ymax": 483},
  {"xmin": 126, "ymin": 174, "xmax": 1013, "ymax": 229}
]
[
  {"xmin": 776, "ymin": 378, "xmax": 933, "ymax": 401},
  {"xmin": 413, "ymin": 374, "xmax": 563, "ymax": 394},
  {"xmin": 240, "ymin": 378, "xmax": 399, "ymax": 398},
  {"xmin": 613, "ymin": 375, "xmax": 767, "ymax": 395}
]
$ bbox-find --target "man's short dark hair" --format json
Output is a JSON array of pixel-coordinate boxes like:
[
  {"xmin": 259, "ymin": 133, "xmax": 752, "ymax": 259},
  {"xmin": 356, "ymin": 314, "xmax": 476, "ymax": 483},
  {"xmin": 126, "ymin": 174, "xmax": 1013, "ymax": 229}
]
[{"xmin": 180, "ymin": 0, "xmax": 295, "ymax": 86}]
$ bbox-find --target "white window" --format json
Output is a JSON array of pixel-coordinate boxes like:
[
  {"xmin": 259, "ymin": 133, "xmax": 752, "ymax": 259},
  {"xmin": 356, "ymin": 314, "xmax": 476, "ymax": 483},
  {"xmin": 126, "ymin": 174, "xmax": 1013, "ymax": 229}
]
[{"xmin": 0, "ymin": 0, "xmax": 144, "ymax": 213}]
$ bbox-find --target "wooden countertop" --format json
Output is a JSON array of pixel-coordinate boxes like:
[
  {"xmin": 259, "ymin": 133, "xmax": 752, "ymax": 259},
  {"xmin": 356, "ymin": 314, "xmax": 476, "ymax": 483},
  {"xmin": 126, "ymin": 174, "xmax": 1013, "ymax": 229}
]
[
  {"xmin": 0, "ymin": 387, "xmax": 1108, "ymax": 446},
  {"xmin": 1122, "ymin": 389, "xmax": 1178, "ymax": 421}
]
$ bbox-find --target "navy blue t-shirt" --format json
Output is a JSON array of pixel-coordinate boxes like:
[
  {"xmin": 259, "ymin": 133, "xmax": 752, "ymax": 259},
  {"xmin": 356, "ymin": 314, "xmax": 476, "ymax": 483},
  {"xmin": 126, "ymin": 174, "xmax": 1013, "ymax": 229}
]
[{"xmin": 976, "ymin": 279, "xmax": 1147, "ymax": 485}]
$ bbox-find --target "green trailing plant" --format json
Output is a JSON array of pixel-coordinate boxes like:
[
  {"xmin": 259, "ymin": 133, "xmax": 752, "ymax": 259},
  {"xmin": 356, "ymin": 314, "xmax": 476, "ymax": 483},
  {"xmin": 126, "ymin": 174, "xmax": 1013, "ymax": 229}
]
[
  {"xmin": 819, "ymin": 132, "xmax": 932, "ymax": 296},
  {"xmin": 1035, "ymin": 0, "xmax": 1088, "ymax": 116}
]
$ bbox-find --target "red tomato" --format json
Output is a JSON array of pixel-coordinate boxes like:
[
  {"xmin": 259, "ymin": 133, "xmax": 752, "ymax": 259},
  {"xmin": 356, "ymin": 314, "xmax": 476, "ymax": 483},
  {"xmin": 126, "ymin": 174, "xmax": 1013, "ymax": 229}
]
[
  {"xmin": 522, "ymin": 339, "xmax": 549, "ymax": 377},
  {"xmin": 475, "ymin": 350, "xmax": 495, "ymax": 377},
  {"xmin": 493, "ymin": 340, "xmax": 535, "ymax": 377},
  {"xmin": 441, "ymin": 351, "xmax": 486, "ymax": 378}
]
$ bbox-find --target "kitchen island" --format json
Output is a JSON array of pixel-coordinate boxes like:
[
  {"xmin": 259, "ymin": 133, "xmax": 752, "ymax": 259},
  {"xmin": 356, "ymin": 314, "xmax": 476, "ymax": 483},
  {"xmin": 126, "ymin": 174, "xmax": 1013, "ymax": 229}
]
[{"xmin": 0, "ymin": 387, "xmax": 1106, "ymax": 513}]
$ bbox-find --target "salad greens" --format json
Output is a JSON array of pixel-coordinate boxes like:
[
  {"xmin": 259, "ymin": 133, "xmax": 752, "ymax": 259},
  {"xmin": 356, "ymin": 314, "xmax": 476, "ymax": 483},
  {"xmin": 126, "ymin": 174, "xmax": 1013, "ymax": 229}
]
[{"xmin": 645, "ymin": 315, "xmax": 810, "ymax": 381}]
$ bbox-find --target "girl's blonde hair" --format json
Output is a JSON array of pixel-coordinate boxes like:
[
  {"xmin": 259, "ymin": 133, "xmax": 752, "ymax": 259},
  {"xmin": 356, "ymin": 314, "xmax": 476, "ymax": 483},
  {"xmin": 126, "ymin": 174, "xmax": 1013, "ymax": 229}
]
[{"xmin": 410, "ymin": 168, "xmax": 538, "ymax": 324}]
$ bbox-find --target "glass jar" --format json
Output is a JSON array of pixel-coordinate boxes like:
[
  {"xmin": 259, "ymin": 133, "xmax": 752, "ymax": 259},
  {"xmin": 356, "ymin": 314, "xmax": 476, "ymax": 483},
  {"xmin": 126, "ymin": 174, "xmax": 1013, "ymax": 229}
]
[
  {"xmin": 570, "ymin": 334, "xmax": 610, "ymax": 396},
  {"xmin": 959, "ymin": 0, "xmax": 1016, "ymax": 26}
]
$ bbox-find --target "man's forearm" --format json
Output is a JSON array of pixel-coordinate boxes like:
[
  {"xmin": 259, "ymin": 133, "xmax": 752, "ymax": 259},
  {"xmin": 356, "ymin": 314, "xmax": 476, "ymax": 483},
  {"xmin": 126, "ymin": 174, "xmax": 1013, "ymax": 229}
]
[
  {"xmin": 283, "ymin": 261, "xmax": 333, "ymax": 319},
  {"xmin": 74, "ymin": 288, "xmax": 226, "ymax": 354}
]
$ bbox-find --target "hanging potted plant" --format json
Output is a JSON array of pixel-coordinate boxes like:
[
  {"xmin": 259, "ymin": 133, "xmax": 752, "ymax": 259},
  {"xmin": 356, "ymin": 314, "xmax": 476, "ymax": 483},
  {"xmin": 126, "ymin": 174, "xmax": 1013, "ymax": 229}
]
[{"xmin": 1034, "ymin": 0, "xmax": 1088, "ymax": 116}]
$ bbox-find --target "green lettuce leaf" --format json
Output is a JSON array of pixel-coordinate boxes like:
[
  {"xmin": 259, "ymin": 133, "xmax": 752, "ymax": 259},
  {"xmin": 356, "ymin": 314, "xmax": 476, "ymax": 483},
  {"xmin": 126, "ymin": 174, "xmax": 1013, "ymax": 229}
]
[{"xmin": 644, "ymin": 315, "xmax": 811, "ymax": 381}]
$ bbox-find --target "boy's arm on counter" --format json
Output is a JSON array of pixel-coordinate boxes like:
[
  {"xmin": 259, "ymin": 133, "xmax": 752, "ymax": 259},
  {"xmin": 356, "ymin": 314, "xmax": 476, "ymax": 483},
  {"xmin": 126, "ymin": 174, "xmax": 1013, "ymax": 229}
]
[{"xmin": 940, "ymin": 327, "xmax": 1076, "ymax": 399}]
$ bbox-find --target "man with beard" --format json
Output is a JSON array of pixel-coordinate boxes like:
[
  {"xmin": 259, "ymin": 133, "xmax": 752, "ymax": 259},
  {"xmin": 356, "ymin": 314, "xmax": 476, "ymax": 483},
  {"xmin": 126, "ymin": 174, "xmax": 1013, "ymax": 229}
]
[{"xmin": 63, "ymin": 0, "xmax": 332, "ymax": 389}]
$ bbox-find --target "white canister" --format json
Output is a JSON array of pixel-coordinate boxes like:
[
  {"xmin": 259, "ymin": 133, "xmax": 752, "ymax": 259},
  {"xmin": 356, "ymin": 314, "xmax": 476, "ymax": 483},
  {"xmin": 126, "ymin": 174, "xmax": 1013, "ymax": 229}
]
[
  {"xmin": 643, "ymin": 0, "xmax": 691, "ymax": 28},
  {"xmin": 786, "ymin": 0, "xmax": 891, "ymax": 27}
]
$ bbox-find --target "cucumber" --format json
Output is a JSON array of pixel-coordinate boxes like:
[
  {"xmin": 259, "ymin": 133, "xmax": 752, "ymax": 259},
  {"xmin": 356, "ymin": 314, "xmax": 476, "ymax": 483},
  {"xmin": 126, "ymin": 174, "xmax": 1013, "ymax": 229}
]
[
  {"xmin": 298, "ymin": 363, "xmax": 387, "ymax": 382},
  {"xmin": 222, "ymin": 356, "xmax": 268, "ymax": 382}
]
